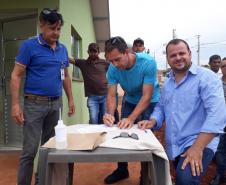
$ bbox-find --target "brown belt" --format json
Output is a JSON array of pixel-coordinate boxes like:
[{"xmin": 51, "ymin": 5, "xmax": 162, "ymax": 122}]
[{"xmin": 24, "ymin": 94, "xmax": 59, "ymax": 101}]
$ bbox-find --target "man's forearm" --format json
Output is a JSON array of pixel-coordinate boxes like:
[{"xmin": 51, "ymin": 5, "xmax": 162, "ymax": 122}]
[
  {"xmin": 63, "ymin": 76, "xmax": 73, "ymax": 102},
  {"xmin": 128, "ymin": 95, "xmax": 150, "ymax": 122},
  {"xmin": 107, "ymin": 95, "xmax": 116, "ymax": 115},
  {"xmin": 192, "ymin": 132, "xmax": 216, "ymax": 151},
  {"xmin": 10, "ymin": 74, "xmax": 21, "ymax": 106}
]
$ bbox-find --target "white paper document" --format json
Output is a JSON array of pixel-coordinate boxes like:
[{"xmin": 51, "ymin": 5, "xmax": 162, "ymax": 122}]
[
  {"xmin": 77, "ymin": 124, "xmax": 117, "ymax": 133},
  {"xmin": 67, "ymin": 124, "xmax": 117, "ymax": 134}
]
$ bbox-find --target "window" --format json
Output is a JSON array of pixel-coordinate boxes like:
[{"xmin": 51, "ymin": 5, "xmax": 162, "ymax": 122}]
[{"xmin": 71, "ymin": 26, "xmax": 83, "ymax": 81}]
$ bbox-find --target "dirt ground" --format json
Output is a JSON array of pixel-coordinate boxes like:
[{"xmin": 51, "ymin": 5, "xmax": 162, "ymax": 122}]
[
  {"xmin": 154, "ymin": 125, "xmax": 226, "ymax": 185},
  {"xmin": 0, "ymin": 126, "xmax": 225, "ymax": 185},
  {"xmin": 0, "ymin": 99, "xmax": 224, "ymax": 185}
]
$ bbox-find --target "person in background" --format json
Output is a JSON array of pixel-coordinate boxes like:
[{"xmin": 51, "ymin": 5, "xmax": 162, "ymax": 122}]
[
  {"xmin": 209, "ymin": 54, "xmax": 221, "ymax": 73},
  {"xmin": 138, "ymin": 39, "xmax": 226, "ymax": 185},
  {"xmin": 209, "ymin": 57, "xmax": 226, "ymax": 185},
  {"xmin": 103, "ymin": 36, "xmax": 160, "ymax": 184},
  {"xmin": 10, "ymin": 8, "xmax": 75, "ymax": 185},
  {"xmin": 132, "ymin": 37, "xmax": 145, "ymax": 53},
  {"xmin": 69, "ymin": 43, "xmax": 110, "ymax": 124}
]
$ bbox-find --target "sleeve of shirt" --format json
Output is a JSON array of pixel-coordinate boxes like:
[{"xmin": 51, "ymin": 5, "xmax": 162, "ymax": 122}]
[
  {"xmin": 64, "ymin": 47, "xmax": 69, "ymax": 67},
  {"xmin": 15, "ymin": 40, "xmax": 31, "ymax": 66},
  {"xmin": 150, "ymin": 88, "xmax": 165, "ymax": 130},
  {"xmin": 74, "ymin": 59, "xmax": 84, "ymax": 67},
  {"xmin": 200, "ymin": 72, "xmax": 226, "ymax": 134},
  {"xmin": 143, "ymin": 59, "xmax": 157, "ymax": 85},
  {"xmin": 106, "ymin": 64, "xmax": 118, "ymax": 86}
]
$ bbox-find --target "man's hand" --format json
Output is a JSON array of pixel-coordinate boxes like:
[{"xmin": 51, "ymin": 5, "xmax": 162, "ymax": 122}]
[
  {"xmin": 118, "ymin": 118, "xmax": 134, "ymax": 129},
  {"xmin": 69, "ymin": 57, "xmax": 75, "ymax": 65},
  {"xmin": 180, "ymin": 146, "xmax": 203, "ymax": 176},
  {"xmin": 103, "ymin": 113, "xmax": 115, "ymax": 127},
  {"xmin": 138, "ymin": 119, "xmax": 156, "ymax": 130},
  {"xmin": 68, "ymin": 100, "xmax": 75, "ymax": 117},
  {"xmin": 11, "ymin": 104, "xmax": 24, "ymax": 126}
]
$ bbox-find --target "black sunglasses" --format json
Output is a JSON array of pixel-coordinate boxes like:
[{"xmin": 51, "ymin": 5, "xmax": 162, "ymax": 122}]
[
  {"xmin": 110, "ymin": 37, "xmax": 122, "ymax": 45},
  {"xmin": 105, "ymin": 37, "xmax": 123, "ymax": 47},
  {"xmin": 42, "ymin": 9, "xmax": 59, "ymax": 15},
  {"xmin": 113, "ymin": 132, "xmax": 139, "ymax": 140}
]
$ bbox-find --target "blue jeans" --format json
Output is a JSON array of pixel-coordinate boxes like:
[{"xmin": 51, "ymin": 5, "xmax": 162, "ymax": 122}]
[
  {"xmin": 173, "ymin": 147, "xmax": 214, "ymax": 185},
  {"xmin": 118, "ymin": 101, "xmax": 157, "ymax": 170},
  {"xmin": 215, "ymin": 132, "xmax": 226, "ymax": 176},
  {"xmin": 87, "ymin": 95, "xmax": 107, "ymax": 124}
]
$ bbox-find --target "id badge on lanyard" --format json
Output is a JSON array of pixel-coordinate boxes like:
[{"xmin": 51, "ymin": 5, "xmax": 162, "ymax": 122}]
[{"xmin": 61, "ymin": 62, "xmax": 65, "ymax": 80}]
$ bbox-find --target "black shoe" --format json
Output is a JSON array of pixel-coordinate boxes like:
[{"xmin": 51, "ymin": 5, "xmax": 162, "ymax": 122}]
[
  {"xmin": 104, "ymin": 169, "xmax": 129, "ymax": 184},
  {"xmin": 209, "ymin": 175, "xmax": 225, "ymax": 185}
]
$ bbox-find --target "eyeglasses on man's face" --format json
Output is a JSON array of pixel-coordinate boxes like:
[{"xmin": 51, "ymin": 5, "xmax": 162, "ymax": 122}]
[{"xmin": 112, "ymin": 132, "xmax": 139, "ymax": 140}]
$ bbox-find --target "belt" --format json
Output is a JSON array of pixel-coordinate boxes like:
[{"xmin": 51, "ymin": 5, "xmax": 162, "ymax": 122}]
[{"xmin": 24, "ymin": 94, "xmax": 59, "ymax": 101}]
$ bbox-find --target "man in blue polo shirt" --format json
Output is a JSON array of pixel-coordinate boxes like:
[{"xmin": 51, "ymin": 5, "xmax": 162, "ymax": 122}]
[
  {"xmin": 10, "ymin": 8, "xmax": 75, "ymax": 185},
  {"xmin": 103, "ymin": 36, "xmax": 160, "ymax": 184}
]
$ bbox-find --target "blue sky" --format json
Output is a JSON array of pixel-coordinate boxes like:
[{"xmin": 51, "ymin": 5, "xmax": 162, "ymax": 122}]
[{"xmin": 109, "ymin": 0, "xmax": 226, "ymax": 69}]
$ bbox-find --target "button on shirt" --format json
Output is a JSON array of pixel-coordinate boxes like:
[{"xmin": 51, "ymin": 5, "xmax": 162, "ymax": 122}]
[
  {"xmin": 151, "ymin": 64, "xmax": 226, "ymax": 160},
  {"xmin": 16, "ymin": 34, "xmax": 69, "ymax": 97}
]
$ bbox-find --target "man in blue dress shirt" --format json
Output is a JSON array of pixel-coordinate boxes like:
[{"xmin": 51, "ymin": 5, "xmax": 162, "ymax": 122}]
[{"xmin": 138, "ymin": 39, "xmax": 226, "ymax": 185}]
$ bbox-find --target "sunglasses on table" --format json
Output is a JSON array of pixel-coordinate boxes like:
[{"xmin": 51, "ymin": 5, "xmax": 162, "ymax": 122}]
[{"xmin": 112, "ymin": 132, "xmax": 139, "ymax": 140}]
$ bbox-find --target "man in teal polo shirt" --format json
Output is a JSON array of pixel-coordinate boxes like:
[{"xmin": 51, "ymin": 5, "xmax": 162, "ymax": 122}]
[
  {"xmin": 10, "ymin": 8, "xmax": 75, "ymax": 185},
  {"xmin": 103, "ymin": 36, "xmax": 160, "ymax": 184}
]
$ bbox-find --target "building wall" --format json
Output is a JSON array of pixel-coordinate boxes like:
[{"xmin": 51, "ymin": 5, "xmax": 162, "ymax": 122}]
[
  {"xmin": 0, "ymin": 0, "xmax": 97, "ymax": 125},
  {"xmin": 59, "ymin": 0, "xmax": 96, "ymax": 125}
]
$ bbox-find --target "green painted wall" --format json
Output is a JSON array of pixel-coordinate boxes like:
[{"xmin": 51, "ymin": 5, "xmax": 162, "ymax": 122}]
[
  {"xmin": 0, "ymin": 0, "xmax": 97, "ymax": 125},
  {"xmin": 59, "ymin": 0, "xmax": 96, "ymax": 125}
]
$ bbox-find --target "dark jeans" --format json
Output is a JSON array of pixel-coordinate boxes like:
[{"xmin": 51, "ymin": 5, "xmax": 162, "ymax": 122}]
[
  {"xmin": 17, "ymin": 98, "xmax": 62, "ymax": 185},
  {"xmin": 215, "ymin": 132, "xmax": 226, "ymax": 176},
  {"xmin": 173, "ymin": 147, "xmax": 214, "ymax": 185},
  {"xmin": 118, "ymin": 101, "xmax": 157, "ymax": 171}
]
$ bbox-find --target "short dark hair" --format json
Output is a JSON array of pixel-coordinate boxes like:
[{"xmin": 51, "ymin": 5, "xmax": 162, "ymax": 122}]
[
  {"xmin": 209, "ymin": 55, "xmax": 221, "ymax": 64},
  {"xmin": 133, "ymin": 38, "xmax": 144, "ymax": 46},
  {"xmin": 166, "ymin": 39, "xmax": 190, "ymax": 56},
  {"xmin": 88, "ymin": 43, "xmax": 99, "ymax": 52},
  {"xmin": 222, "ymin": 57, "xmax": 226, "ymax": 61},
  {"xmin": 105, "ymin": 36, "xmax": 128, "ymax": 54},
  {"xmin": 39, "ymin": 8, "xmax": 64, "ymax": 25}
]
